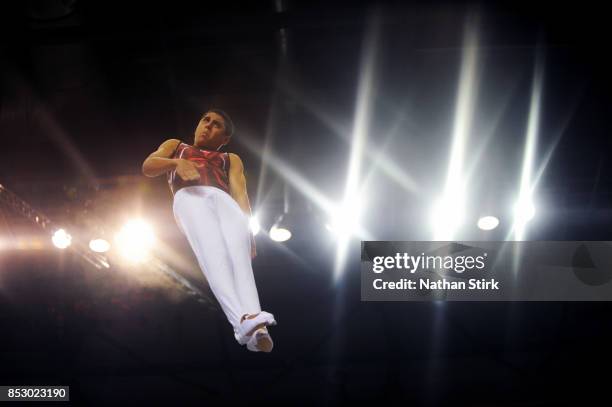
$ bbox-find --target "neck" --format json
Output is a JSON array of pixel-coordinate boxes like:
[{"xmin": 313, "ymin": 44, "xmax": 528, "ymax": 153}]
[{"xmin": 194, "ymin": 143, "xmax": 220, "ymax": 151}]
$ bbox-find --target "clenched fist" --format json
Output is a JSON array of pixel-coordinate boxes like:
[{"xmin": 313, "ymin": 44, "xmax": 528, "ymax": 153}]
[{"xmin": 175, "ymin": 159, "xmax": 203, "ymax": 181}]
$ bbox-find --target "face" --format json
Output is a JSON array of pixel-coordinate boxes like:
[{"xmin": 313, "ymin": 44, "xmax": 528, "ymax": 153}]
[{"xmin": 194, "ymin": 112, "xmax": 230, "ymax": 150}]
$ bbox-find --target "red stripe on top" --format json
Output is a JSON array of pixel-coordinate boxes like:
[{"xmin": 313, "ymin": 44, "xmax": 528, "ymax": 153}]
[{"xmin": 167, "ymin": 142, "xmax": 230, "ymax": 196}]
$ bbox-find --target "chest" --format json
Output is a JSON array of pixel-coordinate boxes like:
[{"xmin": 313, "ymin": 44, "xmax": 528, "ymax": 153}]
[{"xmin": 176, "ymin": 145, "xmax": 227, "ymax": 170}]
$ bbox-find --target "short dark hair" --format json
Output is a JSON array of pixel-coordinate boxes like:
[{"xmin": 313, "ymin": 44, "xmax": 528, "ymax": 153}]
[{"xmin": 204, "ymin": 109, "xmax": 234, "ymax": 138}]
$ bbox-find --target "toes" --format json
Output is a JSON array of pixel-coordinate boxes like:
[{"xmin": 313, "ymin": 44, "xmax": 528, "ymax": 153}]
[
  {"xmin": 246, "ymin": 329, "xmax": 274, "ymax": 352},
  {"xmin": 255, "ymin": 331, "xmax": 273, "ymax": 353}
]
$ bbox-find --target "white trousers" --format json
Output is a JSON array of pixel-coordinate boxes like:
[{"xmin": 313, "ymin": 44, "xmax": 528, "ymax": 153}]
[{"xmin": 172, "ymin": 186, "xmax": 261, "ymax": 341}]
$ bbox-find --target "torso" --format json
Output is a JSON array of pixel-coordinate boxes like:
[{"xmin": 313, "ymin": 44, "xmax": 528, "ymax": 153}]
[{"xmin": 167, "ymin": 142, "xmax": 231, "ymax": 196}]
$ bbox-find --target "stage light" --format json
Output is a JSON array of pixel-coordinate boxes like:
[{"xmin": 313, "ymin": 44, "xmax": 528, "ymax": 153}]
[
  {"xmin": 270, "ymin": 225, "xmax": 291, "ymax": 242},
  {"xmin": 52, "ymin": 228, "xmax": 71, "ymax": 249},
  {"xmin": 513, "ymin": 199, "xmax": 535, "ymax": 225},
  {"xmin": 114, "ymin": 219, "xmax": 155, "ymax": 263},
  {"xmin": 249, "ymin": 216, "xmax": 261, "ymax": 236},
  {"xmin": 432, "ymin": 191, "xmax": 466, "ymax": 241},
  {"xmin": 89, "ymin": 238, "xmax": 110, "ymax": 253},
  {"xmin": 477, "ymin": 216, "xmax": 499, "ymax": 231},
  {"xmin": 269, "ymin": 214, "xmax": 291, "ymax": 242},
  {"xmin": 433, "ymin": 20, "xmax": 479, "ymax": 241},
  {"xmin": 332, "ymin": 14, "xmax": 381, "ymax": 282},
  {"xmin": 511, "ymin": 51, "xmax": 544, "ymax": 241},
  {"xmin": 326, "ymin": 202, "xmax": 362, "ymax": 237}
]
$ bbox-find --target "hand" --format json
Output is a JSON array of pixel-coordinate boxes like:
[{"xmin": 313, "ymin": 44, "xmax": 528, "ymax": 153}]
[{"xmin": 175, "ymin": 159, "xmax": 202, "ymax": 181}]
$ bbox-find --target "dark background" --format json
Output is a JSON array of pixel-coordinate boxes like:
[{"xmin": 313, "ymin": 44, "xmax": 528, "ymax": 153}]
[{"xmin": 1, "ymin": 0, "xmax": 611, "ymax": 405}]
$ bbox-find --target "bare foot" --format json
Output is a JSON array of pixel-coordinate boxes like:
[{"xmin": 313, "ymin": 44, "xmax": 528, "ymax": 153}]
[{"xmin": 253, "ymin": 329, "xmax": 273, "ymax": 353}]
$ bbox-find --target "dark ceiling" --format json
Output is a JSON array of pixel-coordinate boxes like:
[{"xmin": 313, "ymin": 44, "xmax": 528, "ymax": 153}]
[
  {"xmin": 1, "ymin": 1, "xmax": 612, "ymax": 405},
  {"xmin": 1, "ymin": 1, "xmax": 611, "ymax": 238}
]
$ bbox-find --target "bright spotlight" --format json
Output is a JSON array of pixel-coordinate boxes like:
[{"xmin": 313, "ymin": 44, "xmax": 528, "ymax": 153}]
[
  {"xmin": 512, "ymin": 50, "xmax": 544, "ymax": 241},
  {"xmin": 114, "ymin": 219, "xmax": 155, "ymax": 263},
  {"xmin": 249, "ymin": 216, "xmax": 261, "ymax": 236},
  {"xmin": 52, "ymin": 228, "xmax": 72, "ymax": 249},
  {"xmin": 433, "ymin": 19, "xmax": 479, "ymax": 241},
  {"xmin": 432, "ymin": 194, "xmax": 466, "ymax": 240},
  {"xmin": 89, "ymin": 238, "xmax": 110, "ymax": 253},
  {"xmin": 269, "ymin": 225, "xmax": 291, "ymax": 242},
  {"xmin": 514, "ymin": 200, "xmax": 535, "ymax": 225},
  {"xmin": 269, "ymin": 213, "xmax": 292, "ymax": 242},
  {"xmin": 477, "ymin": 216, "xmax": 499, "ymax": 231},
  {"xmin": 327, "ymin": 202, "xmax": 362, "ymax": 237}
]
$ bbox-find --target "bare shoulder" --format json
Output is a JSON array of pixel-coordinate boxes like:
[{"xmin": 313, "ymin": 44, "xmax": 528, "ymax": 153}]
[
  {"xmin": 157, "ymin": 138, "xmax": 181, "ymax": 153},
  {"xmin": 228, "ymin": 153, "xmax": 243, "ymax": 165},
  {"xmin": 161, "ymin": 138, "xmax": 181, "ymax": 150},
  {"xmin": 228, "ymin": 153, "xmax": 245, "ymax": 175},
  {"xmin": 147, "ymin": 138, "xmax": 181, "ymax": 159}
]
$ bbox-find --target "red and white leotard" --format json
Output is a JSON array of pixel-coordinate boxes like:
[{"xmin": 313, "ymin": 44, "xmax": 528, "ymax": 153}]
[{"xmin": 167, "ymin": 142, "xmax": 231, "ymax": 196}]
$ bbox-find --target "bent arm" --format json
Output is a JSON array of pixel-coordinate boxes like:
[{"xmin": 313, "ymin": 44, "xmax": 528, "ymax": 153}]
[
  {"xmin": 142, "ymin": 139, "xmax": 181, "ymax": 177},
  {"xmin": 228, "ymin": 153, "xmax": 253, "ymax": 217},
  {"xmin": 229, "ymin": 153, "xmax": 257, "ymax": 257}
]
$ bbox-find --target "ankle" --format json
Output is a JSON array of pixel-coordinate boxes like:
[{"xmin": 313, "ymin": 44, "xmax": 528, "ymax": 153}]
[
  {"xmin": 248, "ymin": 322, "xmax": 268, "ymax": 337},
  {"xmin": 240, "ymin": 312, "xmax": 260, "ymax": 324}
]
